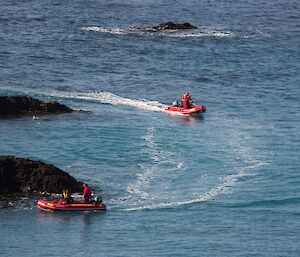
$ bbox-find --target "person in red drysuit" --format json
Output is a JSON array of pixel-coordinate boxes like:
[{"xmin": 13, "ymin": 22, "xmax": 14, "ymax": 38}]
[
  {"xmin": 181, "ymin": 92, "xmax": 193, "ymax": 109},
  {"xmin": 83, "ymin": 184, "xmax": 92, "ymax": 203}
]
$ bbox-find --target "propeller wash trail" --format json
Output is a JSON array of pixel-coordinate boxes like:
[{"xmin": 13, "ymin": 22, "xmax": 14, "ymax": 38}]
[
  {"xmin": 0, "ymin": 85, "xmax": 166, "ymax": 112},
  {"xmin": 124, "ymin": 170, "xmax": 247, "ymax": 211},
  {"xmin": 111, "ymin": 127, "xmax": 186, "ymax": 210},
  {"xmin": 126, "ymin": 127, "xmax": 185, "ymax": 199},
  {"xmin": 118, "ymin": 117, "xmax": 270, "ymax": 212}
]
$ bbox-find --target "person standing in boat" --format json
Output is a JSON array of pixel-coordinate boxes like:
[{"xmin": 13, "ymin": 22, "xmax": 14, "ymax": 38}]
[
  {"xmin": 83, "ymin": 184, "xmax": 92, "ymax": 203},
  {"xmin": 181, "ymin": 92, "xmax": 193, "ymax": 109}
]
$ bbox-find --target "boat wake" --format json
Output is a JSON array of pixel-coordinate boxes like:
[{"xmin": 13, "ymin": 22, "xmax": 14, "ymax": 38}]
[
  {"xmin": 111, "ymin": 116, "xmax": 270, "ymax": 212},
  {"xmin": 122, "ymin": 160, "xmax": 267, "ymax": 212},
  {"xmin": 0, "ymin": 85, "xmax": 166, "ymax": 113},
  {"xmin": 51, "ymin": 90, "xmax": 165, "ymax": 112},
  {"xmin": 124, "ymin": 170, "xmax": 247, "ymax": 211},
  {"xmin": 83, "ymin": 91, "xmax": 166, "ymax": 112},
  {"xmin": 126, "ymin": 127, "xmax": 185, "ymax": 200}
]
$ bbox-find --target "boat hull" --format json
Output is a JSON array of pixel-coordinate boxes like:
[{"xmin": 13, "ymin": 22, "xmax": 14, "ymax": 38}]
[
  {"xmin": 37, "ymin": 199, "xmax": 107, "ymax": 212},
  {"xmin": 164, "ymin": 105, "xmax": 206, "ymax": 115}
]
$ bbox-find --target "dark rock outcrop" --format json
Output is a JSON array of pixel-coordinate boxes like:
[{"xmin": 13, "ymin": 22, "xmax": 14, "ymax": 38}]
[
  {"xmin": 0, "ymin": 96, "xmax": 73, "ymax": 117},
  {"xmin": 0, "ymin": 156, "xmax": 83, "ymax": 196},
  {"xmin": 150, "ymin": 22, "xmax": 198, "ymax": 31}
]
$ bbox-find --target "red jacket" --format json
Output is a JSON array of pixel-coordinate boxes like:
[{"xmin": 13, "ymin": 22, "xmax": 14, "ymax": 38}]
[
  {"xmin": 182, "ymin": 94, "xmax": 193, "ymax": 109},
  {"xmin": 84, "ymin": 187, "xmax": 92, "ymax": 200}
]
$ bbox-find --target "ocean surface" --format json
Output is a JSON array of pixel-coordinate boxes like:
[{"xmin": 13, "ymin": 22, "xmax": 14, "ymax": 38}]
[{"xmin": 0, "ymin": 0, "xmax": 299, "ymax": 256}]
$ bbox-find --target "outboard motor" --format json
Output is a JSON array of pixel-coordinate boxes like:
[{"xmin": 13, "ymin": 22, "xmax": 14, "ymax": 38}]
[
  {"xmin": 172, "ymin": 101, "xmax": 179, "ymax": 107},
  {"xmin": 94, "ymin": 196, "xmax": 103, "ymax": 203}
]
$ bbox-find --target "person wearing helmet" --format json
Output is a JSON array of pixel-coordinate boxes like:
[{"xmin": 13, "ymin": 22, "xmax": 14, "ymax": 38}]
[
  {"xmin": 83, "ymin": 184, "xmax": 92, "ymax": 203},
  {"xmin": 62, "ymin": 189, "xmax": 73, "ymax": 203}
]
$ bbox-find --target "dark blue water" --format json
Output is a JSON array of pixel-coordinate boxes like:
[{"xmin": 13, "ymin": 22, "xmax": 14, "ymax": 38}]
[{"xmin": 1, "ymin": 0, "xmax": 299, "ymax": 256}]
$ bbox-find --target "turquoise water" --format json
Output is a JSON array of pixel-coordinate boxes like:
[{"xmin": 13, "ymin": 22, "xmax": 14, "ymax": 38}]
[{"xmin": 0, "ymin": 0, "xmax": 299, "ymax": 256}]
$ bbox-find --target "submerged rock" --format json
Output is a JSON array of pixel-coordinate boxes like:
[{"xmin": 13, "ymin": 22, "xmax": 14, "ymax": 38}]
[
  {"xmin": 0, "ymin": 96, "xmax": 74, "ymax": 117},
  {"xmin": 150, "ymin": 22, "xmax": 198, "ymax": 31},
  {"xmin": 0, "ymin": 156, "xmax": 83, "ymax": 197}
]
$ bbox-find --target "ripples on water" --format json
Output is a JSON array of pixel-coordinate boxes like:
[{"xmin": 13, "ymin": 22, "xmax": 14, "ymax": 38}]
[{"xmin": 0, "ymin": 0, "xmax": 299, "ymax": 256}]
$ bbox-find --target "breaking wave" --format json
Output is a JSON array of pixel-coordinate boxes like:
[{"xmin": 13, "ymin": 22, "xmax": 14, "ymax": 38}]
[
  {"xmin": 82, "ymin": 26, "xmax": 126, "ymax": 35},
  {"xmin": 82, "ymin": 26, "xmax": 274, "ymax": 39},
  {"xmin": 82, "ymin": 26, "xmax": 235, "ymax": 38}
]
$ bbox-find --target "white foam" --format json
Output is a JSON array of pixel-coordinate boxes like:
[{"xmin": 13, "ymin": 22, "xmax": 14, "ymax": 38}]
[
  {"xmin": 121, "ymin": 116, "xmax": 271, "ymax": 212},
  {"xmin": 124, "ymin": 127, "xmax": 185, "ymax": 202},
  {"xmin": 59, "ymin": 91, "xmax": 165, "ymax": 112},
  {"xmin": 84, "ymin": 91, "xmax": 166, "ymax": 112},
  {"xmin": 158, "ymin": 29, "xmax": 234, "ymax": 38},
  {"xmin": 82, "ymin": 26, "xmax": 126, "ymax": 35},
  {"xmin": 0, "ymin": 85, "xmax": 166, "ymax": 112},
  {"xmin": 82, "ymin": 26, "xmax": 234, "ymax": 38},
  {"xmin": 124, "ymin": 170, "xmax": 247, "ymax": 211}
]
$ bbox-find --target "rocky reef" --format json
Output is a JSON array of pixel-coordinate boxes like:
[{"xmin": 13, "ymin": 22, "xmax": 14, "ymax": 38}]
[
  {"xmin": 151, "ymin": 22, "xmax": 198, "ymax": 31},
  {"xmin": 130, "ymin": 22, "xmax": 198, "ymax": 33},
  {"xmin": 0, "ymin": 156, "xmax": 83, "ymax": 206},
  {"xmin": 0, "ymin": 96, "xmax": 74, "ymax": 117}
]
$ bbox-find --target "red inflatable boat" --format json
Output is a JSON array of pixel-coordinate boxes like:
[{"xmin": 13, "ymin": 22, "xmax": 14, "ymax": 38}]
[
  {"xmin": 164, "ymin": 105, "xmax": 206, "ymax": 115},
  {"xmin": 37, "ymin": 199, "xmax": 107, "ymax": 212}
]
